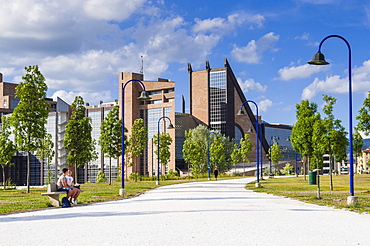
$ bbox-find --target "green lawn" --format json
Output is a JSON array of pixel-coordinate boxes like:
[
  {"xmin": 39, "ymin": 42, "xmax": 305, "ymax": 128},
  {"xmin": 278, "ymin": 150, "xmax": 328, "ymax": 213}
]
[{"xmin": 246, "ymin": 174, "xmax": 370, "ymax": 214}]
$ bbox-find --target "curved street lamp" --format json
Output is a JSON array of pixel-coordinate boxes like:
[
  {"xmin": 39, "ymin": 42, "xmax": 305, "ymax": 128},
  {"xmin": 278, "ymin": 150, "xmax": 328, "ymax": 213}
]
[
  {"xmin": 308, "ymin": 35, "xmax": 356, "ymax": 203},
  {"xmin": 157, "ymin": 116, "xmax": 174, "ymax": 185},
  {"xmin": 237, "ymin": 100, "xmax": 262, "ymax": 186},
  {"xmin": 121, "ymin": 79, "xmax": 151, "ymax": 196}
]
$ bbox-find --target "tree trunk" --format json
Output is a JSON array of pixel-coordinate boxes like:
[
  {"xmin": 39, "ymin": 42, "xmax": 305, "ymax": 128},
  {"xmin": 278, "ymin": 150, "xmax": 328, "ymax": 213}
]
[
  {"xmin": 109, "ymin": 157, "xmax": 112, "ymax": 185},
  {"xmin": 2, "ymin": 165, "xmax": 6, "ymax": 190},
  {"xmin": 27, "ymin": 151, "xmax": 30, "ymax": 193},
  {"xmin": 329, "ymin": 155, "xmax": 333, "ymax": 191},
  {"xmin": 303, "ymin": 156, "xmax": 307, "ymax": 181},
  {"xmin": 74, "ymin": 165, "xmax": 78, "ymax": 184}
]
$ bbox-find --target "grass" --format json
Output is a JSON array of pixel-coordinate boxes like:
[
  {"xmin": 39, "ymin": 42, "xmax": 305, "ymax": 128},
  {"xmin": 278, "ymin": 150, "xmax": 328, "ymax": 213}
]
[
  {"xmin": 246, "ymin": 174, "xmax": 370, "ymax": 214},
  {"xmin": 0, "ymin": 177, "xmax": 235, "ymax": 215}
]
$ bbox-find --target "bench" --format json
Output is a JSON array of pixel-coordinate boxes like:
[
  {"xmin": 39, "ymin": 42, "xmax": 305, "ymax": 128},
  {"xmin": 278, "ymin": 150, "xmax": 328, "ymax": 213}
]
[{"xmin": 41, "ymin": 184, "xmax": 67, "ymax": 207}]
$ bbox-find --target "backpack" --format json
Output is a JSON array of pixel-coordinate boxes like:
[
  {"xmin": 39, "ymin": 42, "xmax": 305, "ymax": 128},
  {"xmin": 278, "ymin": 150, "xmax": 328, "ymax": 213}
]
[{"xmin": 61, "ymin": 197, "xmax": 71, "ymax": 208}]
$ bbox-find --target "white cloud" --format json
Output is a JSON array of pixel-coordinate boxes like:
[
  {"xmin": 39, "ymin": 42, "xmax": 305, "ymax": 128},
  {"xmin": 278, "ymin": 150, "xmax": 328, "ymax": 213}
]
[
  {"xmin": 238, "ymin": 78, "xmax": 267, "ymax": 93},
  {"xmin": 83, "ymin": 0, "xmax": 146, "ymax": 21},
  {"xmin": 193, "ymin": 13, "xmax": 265, "ymax": 34},
  {"xmin": 231, "ymin": 32, "xmax": 279, "ymax": 64},
  {"xmin": 51, "ymin": 90, "xmax": 112, "ymax": 105},
  {"xmin": 259, "ymin": 99, "xmax": 273, "ymax": 112},
  {"xmin": 277, "ymin": 64, "xmax": 329, "ymax": 81},
  {"xmin": 294, "ymin": 32, "xmax": 309, "ymax": 40},
  {"xmin": 301, "ymin": 59, "xmax": 370, "ymax": 100}
]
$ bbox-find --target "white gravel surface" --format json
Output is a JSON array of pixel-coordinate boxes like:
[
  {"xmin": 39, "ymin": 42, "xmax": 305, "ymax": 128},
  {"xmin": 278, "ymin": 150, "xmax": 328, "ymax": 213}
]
[{"xmin": 1, "ymin": 178, "xmax": 369, "ymax": 246}]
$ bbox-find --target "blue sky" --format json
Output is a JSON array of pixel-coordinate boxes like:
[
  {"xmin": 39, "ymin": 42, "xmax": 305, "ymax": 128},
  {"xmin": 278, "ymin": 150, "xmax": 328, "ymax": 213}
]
[{"xmin": 1, "ymin": 0, "xmax": 370, "ymax": 134}]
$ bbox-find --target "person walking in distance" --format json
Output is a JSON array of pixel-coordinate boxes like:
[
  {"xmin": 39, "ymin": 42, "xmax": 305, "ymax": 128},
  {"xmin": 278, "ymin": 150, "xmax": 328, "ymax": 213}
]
[{"xmin": 213, "ymin": 166, "xmax": 219, "ymax": 181}]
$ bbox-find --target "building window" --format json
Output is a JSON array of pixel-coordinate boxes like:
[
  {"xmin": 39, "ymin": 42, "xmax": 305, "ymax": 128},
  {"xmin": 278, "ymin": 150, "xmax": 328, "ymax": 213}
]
[
  {"xmin": 149, "ymin": 100, "xmax": 162, "ymax": 104},
  {"xmin": 209, "ymin": 71, "xmax": 227, "ymax": 134},
  {"xmin": 3, "ymin": 99, "xmax": 7, "ymax": 108},
  {"xmin": 148, "ymin": 90, "xmax": 162, "ymax": 95}
]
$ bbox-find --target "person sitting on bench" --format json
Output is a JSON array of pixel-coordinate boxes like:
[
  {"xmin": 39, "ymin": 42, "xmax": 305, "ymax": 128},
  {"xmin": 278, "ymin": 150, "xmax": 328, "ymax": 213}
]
[{"xmin": 57, "ymin": 168, "xmax": 79, "ymax": 204}]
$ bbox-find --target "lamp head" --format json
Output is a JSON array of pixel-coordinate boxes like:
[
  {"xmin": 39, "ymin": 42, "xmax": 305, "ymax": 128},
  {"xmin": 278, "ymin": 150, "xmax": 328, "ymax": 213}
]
[
  {"xmin": 237, "ymin": 109, "xmax": 246, "ymax": 116},
  {"xmin": 167, "ymin": 123, "xmax": 174, "ymax": 129},
  {"xmin": 247, "ymin": 128, "xmax": 253, "ymax": 133},
  {"xmin": 138, "ymin": 91, "xmax": 152, "ymax": 100},
  {"xmin": 308, "ymin": 52, "xmax": 329, "ymax": 65}
]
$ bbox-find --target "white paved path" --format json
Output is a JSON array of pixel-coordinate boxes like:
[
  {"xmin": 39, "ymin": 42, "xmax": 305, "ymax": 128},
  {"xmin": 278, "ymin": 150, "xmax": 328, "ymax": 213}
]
[{"xmin": 1, "ymin": 178, "xmax": 369, "ymax": 246}]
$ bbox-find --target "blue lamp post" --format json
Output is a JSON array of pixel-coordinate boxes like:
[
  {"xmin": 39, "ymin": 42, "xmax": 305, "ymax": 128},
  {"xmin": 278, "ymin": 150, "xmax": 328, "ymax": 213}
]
[
  {"xmin": 156, "ymin": 116, "xmax": 174, "ymax": 185},
  {"xmin": 120, "ymin": 79, "xmax": 151, "ymax": 196},
  {"xmin": 237, "ymin": 100, "xmax": 262, "ymax": 187},
  {"xmin": 207, "ymin": 131, "xmax": 218, "ymax": 180},
  {"xmin": 308, "ymin": 35, "xmax": 356, "ymax": 203}
]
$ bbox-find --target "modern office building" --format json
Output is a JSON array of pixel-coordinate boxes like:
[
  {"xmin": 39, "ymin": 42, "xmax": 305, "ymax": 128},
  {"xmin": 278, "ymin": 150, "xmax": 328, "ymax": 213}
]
[
  {"xmin": 119, "ymin": 72, "xmax": 176, "ymax": 176},
  {"xmin": 188, "ymin": 59, "xmax": 270, "ymax": 162},
  {"xmin": 84, "ymin": 101, "xmax": 118, "ymax": 183}
]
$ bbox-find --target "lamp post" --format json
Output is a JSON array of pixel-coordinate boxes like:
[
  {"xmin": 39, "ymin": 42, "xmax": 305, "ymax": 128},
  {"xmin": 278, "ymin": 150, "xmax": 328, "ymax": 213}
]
[
  {"xmin": 308, "ymin": 35, "xmax": 356, "ymax": 204},
  {"xmin": 207, "ymin": 131, "xmax": 218, "ymax": 180},
  {"xmin": 237, "ymin": 100, "xmax": 262, "ymax": 187},
  {"xmin": 156, "ymin": 116, "xmax": 174, "ymax": 185},
  {"xmin": 120, "ymin": 79, "xmax": 151, "ymax": 196}
]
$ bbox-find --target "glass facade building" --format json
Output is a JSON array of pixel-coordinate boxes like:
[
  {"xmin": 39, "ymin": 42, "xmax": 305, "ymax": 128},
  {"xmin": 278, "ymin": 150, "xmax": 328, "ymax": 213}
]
[{"xmin": 209, "ymin": 71, "xmax": 227, "ymax": 134}]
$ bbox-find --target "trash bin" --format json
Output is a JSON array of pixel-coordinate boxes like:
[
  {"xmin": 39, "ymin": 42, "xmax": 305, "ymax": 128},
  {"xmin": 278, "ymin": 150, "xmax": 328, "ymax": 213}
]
[{"xmin": 309, "ymin": 170, "xmax": 317, "ymax": 185}]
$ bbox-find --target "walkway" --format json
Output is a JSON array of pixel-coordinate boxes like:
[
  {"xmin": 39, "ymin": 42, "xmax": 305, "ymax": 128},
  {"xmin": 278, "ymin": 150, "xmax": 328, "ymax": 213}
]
[{"xmin": 1, "ymin": 178, "xmax": 369, "ymax": 245}]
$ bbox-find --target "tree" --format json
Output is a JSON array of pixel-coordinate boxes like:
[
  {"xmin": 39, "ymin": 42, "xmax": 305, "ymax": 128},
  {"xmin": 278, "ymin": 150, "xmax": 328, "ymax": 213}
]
[
  {"xmin": 309, "ymin": 95, "xmax": 348, "ymax": 190},
  {"xmin": 231, "ymin": 144, "xmax": 242, "ymax": 173},
  {"xmin": 353, "ymin": 131, "xmax": 363, "ymax": 159},
  {"xmin": 64, "ymin": 96, "xmax": 97, "ymax": 182},
  {"xmin": 210, "ymin": 136, "xmax": 225, "ymax": 172},
  {"xmin": 9, "ymin": 65, "xmax": 50, "ymax": 193},
  {"xmin": 240, "ymin": 134, "xmax": 252, "ymax": 173},
  {"xmin": 290, "ymin": 100, "xmax": 319, "ymax": 180},
  {"xmin": 356, "ymin": 91, "xmax": 370, "ymax": 136},
  {"xmin": 0, "ymin": 116, "xmax": 16, "ymax": 189},
  {"xmin": 182, "ymin": 125, "xmax": 208, "ymax": 177},
  {"xmin": 267, "ymin": 142, "xmax": 282, "ymax": 174},
  {"xmin": 125, "ymin": 118, "xmax": 148, "ymax": 180},
  {"xmin": 99, "ymin": 103, "xmax": 121, "ymax": 185},
  {"xmin": 220, "ymin": 136, "xmax": 235, "ymax": 173},
  {"xmin": 154, "ymin": 132, "xmax": 172, "ymax": 176},
  {"xmin": 37, "ymin": 133, "xmax": 54, "ymax": 184}
]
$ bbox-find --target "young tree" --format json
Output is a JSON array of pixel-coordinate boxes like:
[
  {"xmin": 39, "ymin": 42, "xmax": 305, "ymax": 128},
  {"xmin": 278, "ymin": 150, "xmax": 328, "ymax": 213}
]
[
  {"xmin": 0, "ymin": 116, "xmax": 16, "ymax": 189},
  {"xmin": 182, "ymin": 125, "xmax": 208, "ymax": 177},
  {"xmin": 231, "ymin": 144, "xmax": 242, "ymax": 173},
  {"xmin": 9, "ymin": 65, "xmax": 50, "ymax": 193},
  {"xmin": 99, "ymin": 103, "xmax": 121, "ymax": 185},
  {"xmin": 240, "ymin": 134, "xmax": 252, "ymax": 173},
  {"xmin": 352, "ymin": 131, "xmax": 363, "ymax": 159},
  {"xmin": 125, "ymin": 118, "xmax": 148, "ymax": 180},
  {"xmin": 290, "ymin": 100, "xmax": 319, "ymax": 180},
  {"xmin": 356, "ymin": 91, "xmax": 370, "ymax": 136},
  {"xmin": 37, "ymin": 133, "xmax": 54, "ymax": 184},
  {"xmin": 154, "ymin": 132, "xmax": 172, "ymax": 176},
  {"xmin": 220, "ymin": 136, "xmax": 235, "ymax": 173},
  {"xmin": 210, "ymin": 136, "xmax": 225, "ymax": 172},
  {"xmin": 64, "ymin": 96, "xmax": 98, "ymax": 182},
  {"xmin": 267, "ymin": 142, "xmax": 282, "ymax": 174}
]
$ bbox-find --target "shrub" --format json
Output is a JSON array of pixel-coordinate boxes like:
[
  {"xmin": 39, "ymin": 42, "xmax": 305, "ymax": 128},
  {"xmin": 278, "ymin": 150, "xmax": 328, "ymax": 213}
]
[{"xmin": 96, "ymin": 171, "xmax": 107, "ymax": 183}]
